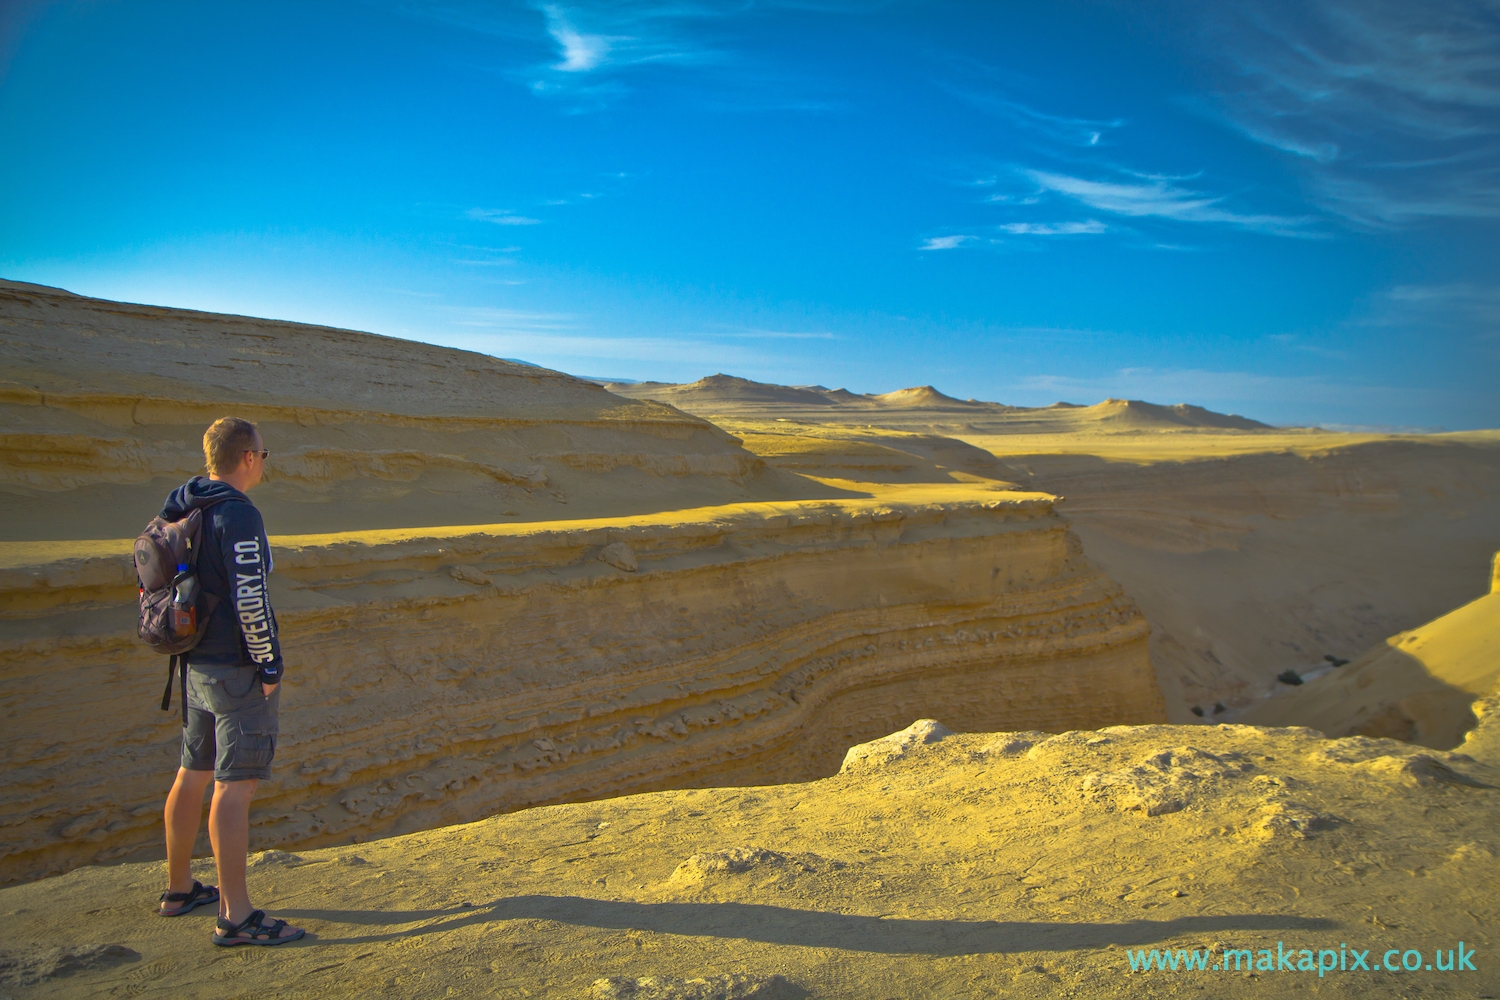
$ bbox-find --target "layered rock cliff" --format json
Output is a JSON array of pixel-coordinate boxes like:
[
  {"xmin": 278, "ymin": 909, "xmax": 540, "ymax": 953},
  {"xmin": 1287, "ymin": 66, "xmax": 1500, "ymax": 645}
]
[
  {"xmin": 0, "ymin": 490, "xmax": 1161, "ymax": 884},
  {"xmin": 0, "ymin": 279, "xmax": 835, "ymax": 541},
  {"xmin": 0, "ymin": 284, "xmax": 1166, "ymax": 886},
  {"xmin": 611, "ymin": 374, "xmax": 1500, "ymax": 723}
]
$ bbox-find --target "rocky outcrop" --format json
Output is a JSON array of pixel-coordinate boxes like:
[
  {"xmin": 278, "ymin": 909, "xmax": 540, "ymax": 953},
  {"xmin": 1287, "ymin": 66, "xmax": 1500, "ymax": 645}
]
[{"xmin": 0, "ymin": 493, "xmax": 1162, "ymax": 883}]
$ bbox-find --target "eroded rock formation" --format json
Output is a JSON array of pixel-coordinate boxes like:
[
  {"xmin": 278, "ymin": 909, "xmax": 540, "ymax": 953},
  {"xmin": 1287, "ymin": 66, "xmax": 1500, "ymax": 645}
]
[
  {"xmin": 1, "ymin": 492, "xmax": 1160, "ymax": 883},
  {"xmin": 0, "ymin": 279, "xmax": 831, "ymax": 540},
  {"xmin": 1, "ymin": 285, "xmax": 1171, "ymax": 885}
]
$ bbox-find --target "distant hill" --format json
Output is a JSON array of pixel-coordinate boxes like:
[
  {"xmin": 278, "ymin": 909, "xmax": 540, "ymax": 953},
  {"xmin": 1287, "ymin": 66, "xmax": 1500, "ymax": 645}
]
[
  {"xmin": 612, "ymin": 374, "xmax": 846, "ymax": 407},
  {"xmin": 605, "ymin": 374, "xmax": 1272, "ymax": 433},
  {"xmin": 1083, "ymin": 399, "xmax": 1271, "ymax": 432}
]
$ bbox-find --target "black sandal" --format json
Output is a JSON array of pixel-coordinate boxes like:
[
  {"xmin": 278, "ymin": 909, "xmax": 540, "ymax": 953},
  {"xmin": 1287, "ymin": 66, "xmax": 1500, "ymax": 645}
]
[
  {"xmin": 157, "ymin": 880, "xmax": 219, "ymax": 916},
  {"xmin": 212, "ymin": 909, "xmax": 305, "ymax": 947}
]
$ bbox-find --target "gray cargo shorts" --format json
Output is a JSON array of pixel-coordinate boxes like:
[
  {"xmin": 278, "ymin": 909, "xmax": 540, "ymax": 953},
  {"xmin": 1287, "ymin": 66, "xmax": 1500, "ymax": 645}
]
[{"xmin": 181, "ymin": 663, "xmax": 280, "ymax": 782}]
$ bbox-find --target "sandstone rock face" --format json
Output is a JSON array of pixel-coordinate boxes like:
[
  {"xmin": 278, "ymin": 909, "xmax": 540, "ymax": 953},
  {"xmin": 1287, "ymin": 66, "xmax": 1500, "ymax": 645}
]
[
  {"xmin": 612, "ymin": 373, "xmax": 1500, "ymax": 723},
  {"xmin": 0, "ymin": 494, "xmax": 1161, "ymax": 883},
  {"xmin": 0, "ymin": 283, "xmax": 1165, "ymax": 885},
  {"xmin": 0, "ymin": 279, "xmax": 818, "ymax": 541}
]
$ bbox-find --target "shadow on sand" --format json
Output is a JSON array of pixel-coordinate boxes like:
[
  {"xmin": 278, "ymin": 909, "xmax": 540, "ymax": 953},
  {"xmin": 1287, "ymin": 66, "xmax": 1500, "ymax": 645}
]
[{"xmin": 283, "ymin": 895, "xmax": 1336, "ymax": 955}]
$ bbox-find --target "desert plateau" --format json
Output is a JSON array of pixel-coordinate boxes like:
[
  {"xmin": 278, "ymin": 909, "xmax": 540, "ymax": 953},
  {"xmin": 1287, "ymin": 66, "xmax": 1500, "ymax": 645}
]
[{"xmin": 2, "ymin": 281, "xmax": 1499, "ymax": 998}]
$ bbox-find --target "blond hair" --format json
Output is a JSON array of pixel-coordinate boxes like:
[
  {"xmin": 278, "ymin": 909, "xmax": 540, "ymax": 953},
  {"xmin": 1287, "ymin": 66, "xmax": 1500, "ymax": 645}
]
[{"xmin": 203, "ymin": 417, "xmax": 259, "ymax": 475}]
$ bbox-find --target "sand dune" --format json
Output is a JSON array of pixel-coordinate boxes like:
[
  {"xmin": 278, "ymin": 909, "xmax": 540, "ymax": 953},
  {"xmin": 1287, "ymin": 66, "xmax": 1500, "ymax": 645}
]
[
  {"xmin": 1239, "ymin": 554, "xmax": 1500, "ymax": 749},
  {"xmin": 613, "ymin": 376, "xmax": 854, "ymax": 408},
  {"xmin": 728, "ymin": 423, "xmax": 1024, "ymax": 486}
]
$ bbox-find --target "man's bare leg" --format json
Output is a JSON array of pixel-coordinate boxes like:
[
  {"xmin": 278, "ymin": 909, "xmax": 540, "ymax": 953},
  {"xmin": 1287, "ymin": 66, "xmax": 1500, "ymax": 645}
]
[
  {"xmin": 162, "ymin": 767, "xmax": 214, "ymax": 913},
  {"xmin": 209, "ymin": 778, "xmax": 301, "ymax": 939}
]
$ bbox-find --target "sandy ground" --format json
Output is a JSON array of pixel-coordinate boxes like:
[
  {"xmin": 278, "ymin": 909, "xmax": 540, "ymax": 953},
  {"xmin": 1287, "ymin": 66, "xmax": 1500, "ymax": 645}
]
[{"xmin": 2, "ymin": 716, "xmax": 1496, "ymax": 999}]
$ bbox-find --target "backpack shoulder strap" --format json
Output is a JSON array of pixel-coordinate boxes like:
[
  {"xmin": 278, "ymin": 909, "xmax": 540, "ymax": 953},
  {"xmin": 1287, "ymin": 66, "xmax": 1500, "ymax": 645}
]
[
  {"xmin": 161, "ymin": 654, "xmax": 177, "ymax": 711},
  {"xmin": 179, "ymin": 493, "xmax": 245, "ymax": 570}
]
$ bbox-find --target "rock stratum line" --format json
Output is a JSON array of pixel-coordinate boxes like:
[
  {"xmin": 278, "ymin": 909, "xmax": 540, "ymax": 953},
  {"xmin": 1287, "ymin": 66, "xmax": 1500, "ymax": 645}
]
[{"xmin": 0, "ymin": 492, "xmax": 1162, "ymax": 884}]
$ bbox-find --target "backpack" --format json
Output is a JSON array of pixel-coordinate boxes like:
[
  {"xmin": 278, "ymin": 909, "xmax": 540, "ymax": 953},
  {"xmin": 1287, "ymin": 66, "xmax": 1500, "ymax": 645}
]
[{"xmin": 134, "ymin": 501, "xmax": 226, "ymax": 713}]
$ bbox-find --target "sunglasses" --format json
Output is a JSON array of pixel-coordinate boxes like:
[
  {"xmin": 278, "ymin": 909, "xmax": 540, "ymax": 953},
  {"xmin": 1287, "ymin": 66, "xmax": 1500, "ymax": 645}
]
[{"xmin": 246, "ymin": 449, "xmax": 270, "ymax": 460}]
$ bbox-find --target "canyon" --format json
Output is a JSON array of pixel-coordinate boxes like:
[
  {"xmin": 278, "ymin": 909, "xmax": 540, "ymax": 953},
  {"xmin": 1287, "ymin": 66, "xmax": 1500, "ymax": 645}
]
[
  {"xmin": 609, "ymin": 375, "xmax": 1500, "ymax": 725},
  {"xmin": 0, "ymin": 283, "xmax": 1160, "ymax": 884}
]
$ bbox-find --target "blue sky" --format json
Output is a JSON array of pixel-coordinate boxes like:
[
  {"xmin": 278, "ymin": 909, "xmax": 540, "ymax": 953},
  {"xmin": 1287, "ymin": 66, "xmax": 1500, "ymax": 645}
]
[{"xmin": 2, "ymin": 1, "xmax": 1497, "ymax": 429}]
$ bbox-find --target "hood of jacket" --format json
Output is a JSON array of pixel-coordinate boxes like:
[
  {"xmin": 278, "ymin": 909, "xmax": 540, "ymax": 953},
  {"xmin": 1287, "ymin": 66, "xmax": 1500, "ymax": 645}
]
[{"xmin": 160, "ymin": 475, "xmax": 248, "ymax": 520}]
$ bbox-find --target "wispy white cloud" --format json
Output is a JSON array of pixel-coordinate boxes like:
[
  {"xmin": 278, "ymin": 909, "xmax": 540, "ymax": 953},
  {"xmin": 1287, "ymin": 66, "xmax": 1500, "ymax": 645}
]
[
  {"xmin": 1200, "ymin": 0, "xmax": 1500, "ymax": 225},
  {"xmin": 442, "ymin": 242, "xmax": 523, "ymax": 252},
  {"xmin": 1022, "ymin": 169, "xmax": 1315, "ymax": 235},
  {"xmin": 528, "ymin": 2, "xmax": 725, "ymax": 82},
  {"xmin": 446, "ymin": 330, "xmax": 777, "ymax": 370},
  {"xmin": 931, "ymin": 158, "xmax": 1314, "ymax": 247},
  {"xmin": 541, "ymin": 4, "xmax": 612, "ymax": 71},
  {"xmin": 437, "ymin": 307, "xmax": 831, "ymax": 373},
  {"xmin": 1266, "ymin": 333, "xmax": 1348, "ymax": 360},
  {"xmin": 389, "ymin": 2, "xmax": 843, "ymax": 114},
  {"xmin": 450, "ymin": 307, "xmax": 578, "ymax": 333},
  {"xmin": 467, "ymin": 208, "xmax": 542, "ymax": 225},
  {"xmin": 936, "ymin": 58, "xmax": 1125, "ymax": 148},
  {"xmin": 998, "ymin": 220, "xmax": 1107, "ymax": 236},
  {"xmin": 953, "ymin": 91, "xmax": 1123, "ymax": 147},
  {"xmin": 445, "ymin": 241, "xmax": 522, "ymax": 266},
  {"xmin": 1306, "ymin": 173, "xmax": 1500, "ymax": 225},
  {"xmin": 1362, "ymin": 283, "xmax": 1500, "ymax": 349},
  {"xmin": 920, "ymin": 235, "xmax": 974, "ymax": 250},
  {"xmin": 1229, "ymin": 119, "xmax": 1339, "ymax": 164},
  {"xmin": 721, "ymin": 328, "xmax": 838, "ymax": 340}
]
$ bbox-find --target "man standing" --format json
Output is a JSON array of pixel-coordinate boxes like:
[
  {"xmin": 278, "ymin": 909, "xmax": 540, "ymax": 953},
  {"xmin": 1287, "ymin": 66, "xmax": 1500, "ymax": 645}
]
[{"xmin": 157, "ymin": 417, "xmax": 302, "ymax": 946}]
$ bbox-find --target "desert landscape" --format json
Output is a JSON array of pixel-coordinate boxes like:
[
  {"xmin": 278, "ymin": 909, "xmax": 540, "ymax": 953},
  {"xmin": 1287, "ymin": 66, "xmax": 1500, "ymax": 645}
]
[
  {"xmin": 3, "ymin": 281, "xmax": 1499, "ymax": 997},
  {"xmin": 606, "ymin": 375, "xmax": 1500, "ymax": 734}
]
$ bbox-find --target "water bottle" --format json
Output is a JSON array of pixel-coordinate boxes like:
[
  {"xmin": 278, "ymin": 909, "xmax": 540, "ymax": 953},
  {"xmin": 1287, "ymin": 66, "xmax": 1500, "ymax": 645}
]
[{"xmin": 171, "ymin": 564, "xmax": 199, "ymax": 637}]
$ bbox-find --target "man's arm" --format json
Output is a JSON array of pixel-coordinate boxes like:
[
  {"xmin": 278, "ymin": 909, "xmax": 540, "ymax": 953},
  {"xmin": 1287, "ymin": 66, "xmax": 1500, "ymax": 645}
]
[{"xmin": 220, "ymin": 502, "xmax": 284, "ymax": 686}]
